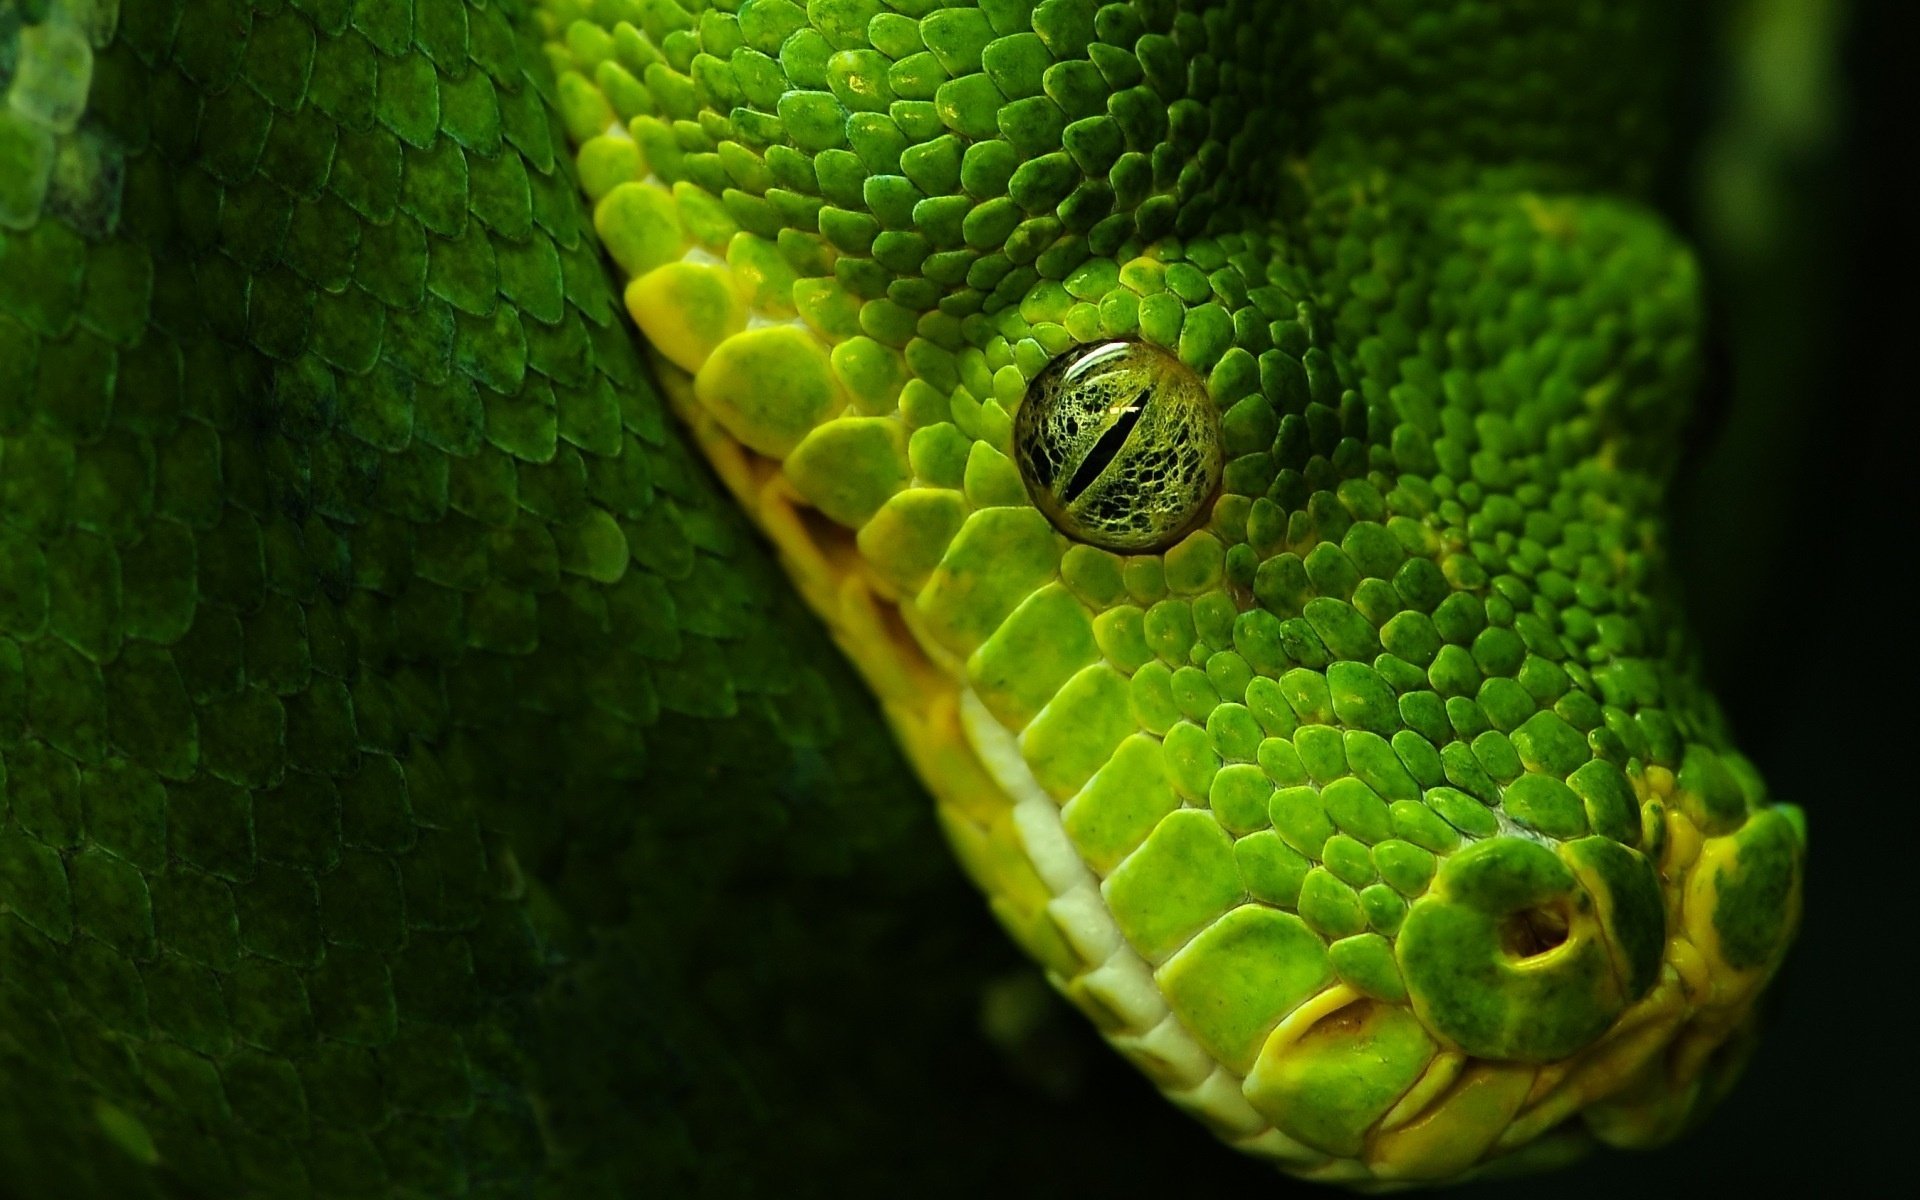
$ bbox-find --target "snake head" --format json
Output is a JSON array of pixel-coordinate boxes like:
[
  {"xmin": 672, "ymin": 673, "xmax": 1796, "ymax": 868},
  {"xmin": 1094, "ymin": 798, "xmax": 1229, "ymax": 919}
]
[{"xmin": 544, "ymin": 0, "xmax": 1805, "ymax": 1183}]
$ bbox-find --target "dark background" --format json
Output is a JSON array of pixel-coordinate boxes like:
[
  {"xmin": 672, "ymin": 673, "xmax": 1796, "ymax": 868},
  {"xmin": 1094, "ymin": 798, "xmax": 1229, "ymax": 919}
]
[
  {"xmin": 1649, "ymin": 0, "xmax": 1913, "ymax": 1192},
  {"xmin": 1467, "ymin": 0, "xmax": 1912, "ymax": 1192}
]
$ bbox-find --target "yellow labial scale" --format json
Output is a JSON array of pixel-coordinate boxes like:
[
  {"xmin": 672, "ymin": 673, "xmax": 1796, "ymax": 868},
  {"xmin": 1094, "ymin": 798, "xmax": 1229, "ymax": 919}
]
[
  {"xmin": 856, "ymin": 488, "xmax": 968, "ymax": 596},
  {"xmin": 934, "ymin": 804, "xmax": 1002, "ymax": 911},
  {"xmin": 784, "ymin": 417, "xmax": 909, "ymax": 527},
  {"xmin": 1018, "ymin": 663, "xmax": 1136, "ymax": 800},
  {"xmin": 1667, "ymin": 1005, "xmax": 1754, "ymax": 1101},
  {"xmin": 895, "ymin": 597, "xmax": 969, "ymax": 681},
  {"xmin": 835, "ymin": 576, "xmax": 947, "ymax": 709},
  {"xmin": 1469, "ymin": 1126, "xmax": 1594, "ymax": 1182},
  {"xmin": 1582, "ymin": 1070, "xmax": 1694, "ymax": 1154},
  {"xmin": 1364, "ymin": 1063, "xmax": 1535, "ymax": 1182},
  {"xmin": 691, "ymin": 324, "xmax": 839, "ymax": 456},
  {"xmin": 748, "ymin": 479, "xmax": 863, "ymax": 621},
  {"xmin": 1494, "ymin": 980, "xmax": 1688, "ymax": 1153},
  {"xmin": 1249, "ymin": 1003, "xmax": 1436, "ymax": 1161},
  {"xmin": 1378, "ymin": 1051, "xmax": 1467, "ymax": 1133},
  {"xmin": 966, "ymin": 584, "xmax": 1100, "ymax": 730},
  {"xmin": 627, "ymin": 261, "xmax": 747, "ymax": 374},
  {"xmin": 911, "ymin": 695, "xmax": 1016, "ymax": 831},
  {"xmin": 599, "ymin": 182, "xmax": 691, "ymax": 278},
  {"xmin": 1059, "ymin": 734, "xmax": 1180, "ymax": 877},
  {"xmin": 1291, "ymin": 1158, "xmax": 1376, "ymax": 1187},
  {"xmin": 1101, "ymin": 809, "xmax": 1243, "ymax": 962},
  {"xmin": 1156, "ymin": 905, "xmax": 1334, "ymax": 1075}
]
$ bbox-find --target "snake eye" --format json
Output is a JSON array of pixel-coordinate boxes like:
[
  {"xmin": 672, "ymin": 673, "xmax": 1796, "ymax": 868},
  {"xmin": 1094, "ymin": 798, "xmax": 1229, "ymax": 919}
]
[{"xmin": 1013, "ymin": 340, "xmax": 1223, "ymax": 551}]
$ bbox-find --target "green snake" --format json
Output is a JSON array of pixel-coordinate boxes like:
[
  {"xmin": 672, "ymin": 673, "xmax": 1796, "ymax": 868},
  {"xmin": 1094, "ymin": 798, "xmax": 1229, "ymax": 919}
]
[{"xmin": 0, "ymin": 0, "xmax": 1805, "ymax": 1192}]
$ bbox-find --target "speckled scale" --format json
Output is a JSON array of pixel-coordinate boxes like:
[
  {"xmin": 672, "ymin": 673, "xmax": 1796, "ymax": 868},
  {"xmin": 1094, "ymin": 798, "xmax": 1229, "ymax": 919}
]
[{"xmin": 0, "ymin": 1, "xmax": 1006, "ymax": 1195}]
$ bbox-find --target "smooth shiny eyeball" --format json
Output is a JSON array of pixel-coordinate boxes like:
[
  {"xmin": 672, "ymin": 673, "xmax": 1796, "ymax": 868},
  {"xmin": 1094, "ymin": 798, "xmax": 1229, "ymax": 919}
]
[{"xmin": 1013, "ymin": 340, "xmax": 1223, "ymax": 551}]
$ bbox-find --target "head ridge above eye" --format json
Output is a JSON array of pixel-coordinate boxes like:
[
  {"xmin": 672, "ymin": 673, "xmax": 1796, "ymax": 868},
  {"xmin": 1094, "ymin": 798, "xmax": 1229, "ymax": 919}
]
[{"xmin": 1014, "ymin": 341, "xmax": 1224, "ymax": 552}]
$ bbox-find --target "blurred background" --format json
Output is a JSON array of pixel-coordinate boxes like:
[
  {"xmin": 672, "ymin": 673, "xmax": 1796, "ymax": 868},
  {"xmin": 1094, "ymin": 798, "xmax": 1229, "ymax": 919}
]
[
  {"xmin": 1472, "ymin": 0, "xmax": 1906, "ymax": 1191},
  {"xmin": 1650, "ymin": 0, "xmax": 1907, "ymax": 1191}
]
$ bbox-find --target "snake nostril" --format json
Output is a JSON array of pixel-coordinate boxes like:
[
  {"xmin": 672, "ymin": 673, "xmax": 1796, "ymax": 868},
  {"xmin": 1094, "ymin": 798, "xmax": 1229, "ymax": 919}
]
[{"xmin": 1499, "ymin": 904, "xmax": 1572, "ymax": 961}]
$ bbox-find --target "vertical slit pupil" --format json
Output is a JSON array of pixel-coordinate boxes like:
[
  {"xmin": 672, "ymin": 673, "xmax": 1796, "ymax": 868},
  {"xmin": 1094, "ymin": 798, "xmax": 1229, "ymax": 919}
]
[{"xmin": 1062, "ymin": 387, "xmax": 1151, "ymax": 503}]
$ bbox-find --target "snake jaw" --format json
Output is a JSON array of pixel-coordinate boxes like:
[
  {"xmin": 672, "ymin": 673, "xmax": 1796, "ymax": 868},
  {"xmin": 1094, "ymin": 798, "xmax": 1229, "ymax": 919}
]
[{"xmin": 540, "ymin": 0, "xmax": 1806, "ymax": 1185}]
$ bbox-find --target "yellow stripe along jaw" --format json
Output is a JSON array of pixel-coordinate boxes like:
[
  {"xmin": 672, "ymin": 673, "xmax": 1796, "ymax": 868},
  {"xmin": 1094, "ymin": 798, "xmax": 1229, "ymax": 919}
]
[
  {"xmin": 540, "ymin": 1, "xmax": 1804, "ymax": 1186},
  {"xmin": 619, "ymin": 166, "xmax": 1375, "ymax": 1185}
]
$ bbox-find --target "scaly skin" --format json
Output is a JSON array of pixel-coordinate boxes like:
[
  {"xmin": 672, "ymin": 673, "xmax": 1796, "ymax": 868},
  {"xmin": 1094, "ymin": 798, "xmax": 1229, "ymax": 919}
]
[
  {"xmin": 540, "ymin": 0, "xmax": 1805, "ymax": 1186},
  {"xmin": 0, "ymin": 0, "xmax": 1802, "ymax": 1194}
]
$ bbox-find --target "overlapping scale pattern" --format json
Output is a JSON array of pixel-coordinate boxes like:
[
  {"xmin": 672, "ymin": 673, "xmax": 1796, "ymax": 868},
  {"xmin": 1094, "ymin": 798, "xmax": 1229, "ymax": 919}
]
[
  {"xmin": 0, "ymin": 3, "xmax": 628, "ymax": 1192},
  {"xmin": 1, "ymin": 2, "xmax": 1057, "ymax": 1195},
  {"xmin": 544, "ymin": 0, "xmax": 1806, "ymax": 1185}
]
